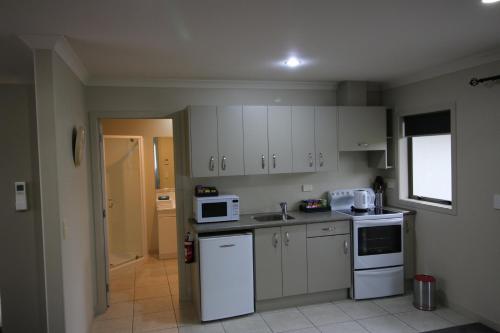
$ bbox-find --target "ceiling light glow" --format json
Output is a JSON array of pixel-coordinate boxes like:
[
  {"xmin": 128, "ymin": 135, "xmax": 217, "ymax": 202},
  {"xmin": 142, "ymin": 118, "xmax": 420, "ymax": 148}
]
[
  {"xmin": 284, "ymin": 57, "xmax": 301, "ymax": 68},
  {"xmin": 482, "ymin": 0, "xmax": 500, "ymax": 3}
]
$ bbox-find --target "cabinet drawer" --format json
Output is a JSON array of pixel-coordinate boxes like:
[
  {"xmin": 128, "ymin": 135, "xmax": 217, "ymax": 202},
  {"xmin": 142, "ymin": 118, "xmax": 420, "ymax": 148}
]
[{"xmin": 307, "ymin": 221, "xmax": 350, "ymax": 237}]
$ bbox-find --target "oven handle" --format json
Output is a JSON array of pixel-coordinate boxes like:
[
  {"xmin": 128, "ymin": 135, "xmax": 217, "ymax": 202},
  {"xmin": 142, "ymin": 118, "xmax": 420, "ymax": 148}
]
[
  {"xmin": 355, "ymin": 218, "xmax": 403, "ymax": 228},
  {"xmin": 355, "ymin": 266, "xmax": 402, "ymax": 275}
]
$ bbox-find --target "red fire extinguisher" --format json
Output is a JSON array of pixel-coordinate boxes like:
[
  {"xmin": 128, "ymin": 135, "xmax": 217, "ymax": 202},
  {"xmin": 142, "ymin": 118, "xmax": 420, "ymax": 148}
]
[{"xmin": 184, "ymin": 232, "xmax": 194, "ymax": 263}]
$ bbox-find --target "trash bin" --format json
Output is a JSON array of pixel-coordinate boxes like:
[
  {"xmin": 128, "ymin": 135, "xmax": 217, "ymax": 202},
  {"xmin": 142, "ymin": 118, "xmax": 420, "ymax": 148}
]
[{"xmin": 413, "ymin": 274, "xmax": 436, "ymax": 311}]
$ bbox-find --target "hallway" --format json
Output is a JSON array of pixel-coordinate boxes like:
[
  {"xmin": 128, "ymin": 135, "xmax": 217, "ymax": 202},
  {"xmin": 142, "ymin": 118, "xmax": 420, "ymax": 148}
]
[{"xmin": 92, "ymin": 258, "xmax": 196, "ymax": 332}]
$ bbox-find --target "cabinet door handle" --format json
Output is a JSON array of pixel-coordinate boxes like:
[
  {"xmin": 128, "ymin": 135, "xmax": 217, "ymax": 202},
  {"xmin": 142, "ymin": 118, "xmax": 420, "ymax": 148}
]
[
  {"xmin": 344, "ymin": 240, "xmax": 349, "ymax": 254},
  {"xmin": 319, "ymin": 152, "xmax": 324, "ymax": 167},
  {"xmin": 272, "ymin": 154, "xmax": 277, "ymax": 169},
  {"xmin": 261, "ymin": 154, "xmax": 265, "ymax": 169},
  {"xmin": 272, "ymin": 233, "xmax": 279, "ymax": 248},
  {"xmin": 308, "ymin": 153, "xmax": 313, "ymax": 167},
  {"xmin": 284, "ymin": 232, "xmax": 290, "ymax": 246},
  {"xmin": 209, "ymin": 156, "xmax": 215, "ymax": 171},
  {"xmin": 219, "ymin": 244, "xmax": 235, "ymax": 248},
  {"xmin": 221, "ymin": 155, "xmax": 227, "ymax": 171},
  {"xmin": 321, "ymin": 227, "xmax": 334, "ymax": 232},
  {"xmin": 358, "ymin": 142, "xmax": 369, "ymax": 147}
]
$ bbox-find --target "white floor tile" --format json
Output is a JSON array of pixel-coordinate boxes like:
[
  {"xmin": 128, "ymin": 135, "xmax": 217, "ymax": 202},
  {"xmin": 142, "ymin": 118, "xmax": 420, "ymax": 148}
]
[
  {"xmin": 178, "ymin": 322, "xmax": 225, "ymax": 333},
  {"xmin": 318, "ymin": 321, "xmax": 369, "ymax": 333},
  {"xmin": 336, "ymin": 301, "xmax": 387, "ymax": 320},
  {"xmin": 434, "ymin": 308, "xmax": 475, "ymax": 325},
  {"xmin": 298, "ymin": 303, "xmax": 351, "ymax": 326},
  {"xmin": 395, "ymin": 310, "xmax": 454, "ymax": 332},
  {"xmin": 134, "ymin": 285, "xmax": 171, "ymax": 300},
  {"xmin": 92, "ymin": 316, "xmax": 133, "ymax": 333},
  {"xmin": 373, "ymin": 296, "xmax": 415, "ymax": 314},
  {"xmin": 222, "ymin": 313, "xmax": 271, "ymax": 333},
  {"xmin": 134, "ymin": 297, "xmax": 174, "ymax": 315},
  {"xmin": 357, "ymin": 314, "xmax": 417, "ymax": 333},
  {"xmin": 95, "ymin": 302, "xmax": 133, "ymax": 321},
  {"xmin": 261, "ymin": 308, "xmax": 314, "ymax": 333},
  {"xmin": 110, "ymin": 289, "xmax": 134, "ymax": 304},
  {"xmin": 133, "ymin": 310, "xmax": 177, "ymax": 332},
  {"xmin": 283, "ymin": 328, "xmax": 320, "ymax": 333}
]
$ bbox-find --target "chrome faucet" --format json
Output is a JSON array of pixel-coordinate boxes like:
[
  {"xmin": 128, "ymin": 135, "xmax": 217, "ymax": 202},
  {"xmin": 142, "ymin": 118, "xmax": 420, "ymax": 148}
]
[{"xmin": 280, "ymin": 202, "xmax": 288, "ymax": 221}]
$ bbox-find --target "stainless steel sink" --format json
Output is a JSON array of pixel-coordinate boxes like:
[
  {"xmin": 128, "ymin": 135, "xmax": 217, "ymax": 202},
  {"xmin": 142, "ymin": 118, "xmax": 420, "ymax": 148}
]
[{"xmin": 253, "ymin": 214, "xmax": 295, "ymax": 222}]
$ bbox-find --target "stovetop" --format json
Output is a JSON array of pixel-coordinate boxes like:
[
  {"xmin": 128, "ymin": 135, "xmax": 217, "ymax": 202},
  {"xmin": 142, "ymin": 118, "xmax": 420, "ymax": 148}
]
[{"xmin": 336, "ymin": 207, "xmax": 398, "ymax": 217}]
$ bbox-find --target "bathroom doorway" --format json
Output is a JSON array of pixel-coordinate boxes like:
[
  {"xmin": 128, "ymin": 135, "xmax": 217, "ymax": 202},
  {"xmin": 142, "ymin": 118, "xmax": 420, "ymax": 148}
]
[{"xmin": 102, "ymin": 135, "xmax": 147, "ymax": 268}]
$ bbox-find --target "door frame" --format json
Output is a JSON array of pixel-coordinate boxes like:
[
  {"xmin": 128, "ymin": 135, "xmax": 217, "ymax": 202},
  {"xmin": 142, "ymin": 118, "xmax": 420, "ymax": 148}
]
[
  {"xmin": 89, "ymin": 110, "xmax": 189, "ymax": 315},
  {"xmin": 102, "ymin": 135, "xmax": 148, "ymax": 266}
]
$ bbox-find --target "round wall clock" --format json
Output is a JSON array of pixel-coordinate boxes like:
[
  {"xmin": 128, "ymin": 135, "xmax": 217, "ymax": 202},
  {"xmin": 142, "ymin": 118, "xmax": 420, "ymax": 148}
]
[{"xmin": 72, "ymin": 126, "xmax": 86, "ymax": 167}]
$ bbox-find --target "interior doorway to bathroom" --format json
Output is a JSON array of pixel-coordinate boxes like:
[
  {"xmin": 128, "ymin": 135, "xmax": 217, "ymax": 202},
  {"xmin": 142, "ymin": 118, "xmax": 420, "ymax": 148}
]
[
  {"xmin": 103, "ymin": 135, "xmax": 147, "ymax": 268},
  {"xmin": 100, "ymin": 119, "xmax": 178, "ymax": 270}
]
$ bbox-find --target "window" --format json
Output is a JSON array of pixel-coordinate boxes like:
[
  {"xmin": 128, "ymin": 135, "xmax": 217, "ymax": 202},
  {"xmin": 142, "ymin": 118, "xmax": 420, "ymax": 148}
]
[{"xmin": 403, "ymin": 110, "xmax": 452, "ymax": 206}]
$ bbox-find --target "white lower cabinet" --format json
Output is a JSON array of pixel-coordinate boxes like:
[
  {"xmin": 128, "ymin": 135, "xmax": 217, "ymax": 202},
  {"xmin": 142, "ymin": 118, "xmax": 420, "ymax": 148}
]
[
  {"xmin": 307, "ymin": 233, "xmax": 351, "ymax": 293},
  {"xmin": 281, "ymin": 225, "xmax": 308, "ymax": 297},
  {"xmin": 254, "ymin": 221, "xmax": 351, "ymax": 301}
]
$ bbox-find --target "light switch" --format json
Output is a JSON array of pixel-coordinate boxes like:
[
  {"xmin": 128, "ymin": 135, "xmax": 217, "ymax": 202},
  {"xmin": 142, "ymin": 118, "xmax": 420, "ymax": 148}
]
[
  {"xmin": 494, "ymin": 194, "xmax": 500, "ymax": 210},
  {"xmin": 386, "ymin": 178, "xmax": 396, "ymax": 189},
  {"xmin": 15, "ymin": 181, "xmax": 27, "ymax": 211},
  {"xmin": 302, "ymin": 184, "xmax": 313, "ymax": 192}
]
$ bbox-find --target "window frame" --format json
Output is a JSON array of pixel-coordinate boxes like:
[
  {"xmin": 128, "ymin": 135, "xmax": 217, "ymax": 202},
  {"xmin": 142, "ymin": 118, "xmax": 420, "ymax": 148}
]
[
  {"xmin": 407, "ymin": 136, "xmax": 452, "ymax": 206},
  {"xmin": 395, "ymin": 103, "xmax": 457, "ymax": 216}
]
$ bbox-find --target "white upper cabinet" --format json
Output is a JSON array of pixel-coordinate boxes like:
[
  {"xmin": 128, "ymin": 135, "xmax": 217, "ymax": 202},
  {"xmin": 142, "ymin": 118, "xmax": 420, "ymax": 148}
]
[
  {"xmin": 243, "ymin": 106, "xmax": 268, "ymax": 175},
  {"xmin": 292, "ymin": 106, "xmax": 316, "ymax": 173},
  {"xmin": 268, "ymin": 106, "xmax": 292, "ymax": 174},
  {"xmin": 338, "ymin": 106, "xmax": 386, "ymax": 151},
  {"xmin": 217, "ymin": 106, "xmax": 244, "ymax": 176},
  {"xmin": 315, "ymin": 106, "xmax": 339, "ymax": 172},
  {"xmin": 189, "ymin": 106, "xmax": 219, "ymax": 177}
]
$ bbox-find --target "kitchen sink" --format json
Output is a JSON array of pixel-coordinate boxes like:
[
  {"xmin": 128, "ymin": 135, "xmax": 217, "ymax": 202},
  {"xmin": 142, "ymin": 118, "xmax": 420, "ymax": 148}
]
[{"xmin": 253, "ymin": 214, "xmax": 295, "ymax": 222}]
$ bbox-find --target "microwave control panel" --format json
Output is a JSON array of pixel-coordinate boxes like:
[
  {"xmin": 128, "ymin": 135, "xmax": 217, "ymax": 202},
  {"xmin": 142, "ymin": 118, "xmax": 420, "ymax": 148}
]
[{"xmin": 232, "ymin": 199, "xmax": 240, "ymax": 216}]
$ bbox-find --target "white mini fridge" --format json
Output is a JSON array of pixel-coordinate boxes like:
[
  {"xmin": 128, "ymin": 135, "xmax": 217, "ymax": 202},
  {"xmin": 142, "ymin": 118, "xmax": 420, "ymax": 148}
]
[{"xmin": 199, "ymin": 233, "xmax": 254, "ymax": 321}]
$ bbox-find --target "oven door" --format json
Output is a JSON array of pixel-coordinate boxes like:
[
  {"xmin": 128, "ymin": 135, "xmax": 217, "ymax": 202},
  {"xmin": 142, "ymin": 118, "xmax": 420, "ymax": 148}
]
[{"xmin": 353, "ymin": 217, "xmax": 403, "ymax": 270}]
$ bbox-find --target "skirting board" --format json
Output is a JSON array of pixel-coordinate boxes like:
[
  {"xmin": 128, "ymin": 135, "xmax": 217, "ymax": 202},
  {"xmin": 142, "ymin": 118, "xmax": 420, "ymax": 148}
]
[{"xmin": 255, "ymin": 289, "xmax": 349, "ymax": 312}]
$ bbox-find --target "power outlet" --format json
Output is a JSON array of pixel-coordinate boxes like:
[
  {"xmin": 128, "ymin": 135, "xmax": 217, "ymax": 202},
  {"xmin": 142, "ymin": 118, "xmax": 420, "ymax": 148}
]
[
  {"xmin": 494, "ymin": 194, "xmax": 500, "ymax": 210},
  {"xmin": 302, "ymin": 184, "xmax": 313, "ymax": 192}
]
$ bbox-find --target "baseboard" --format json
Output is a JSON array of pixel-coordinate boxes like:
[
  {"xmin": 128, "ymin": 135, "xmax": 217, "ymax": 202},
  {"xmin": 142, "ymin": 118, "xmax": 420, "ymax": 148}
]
[
  {"xmin": 255, "ymin": 289, "xmax": 349, "ymax": 312},
  {"xmin": 158, "ymin": 253, "xmax": 177, "ymax": 260}
]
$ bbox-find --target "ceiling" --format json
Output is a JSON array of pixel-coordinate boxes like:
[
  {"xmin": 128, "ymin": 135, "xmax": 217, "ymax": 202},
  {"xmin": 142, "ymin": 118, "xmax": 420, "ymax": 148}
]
[{"xmin": 1, "ymin": 0, "xmax": 500, "ymax": 85}]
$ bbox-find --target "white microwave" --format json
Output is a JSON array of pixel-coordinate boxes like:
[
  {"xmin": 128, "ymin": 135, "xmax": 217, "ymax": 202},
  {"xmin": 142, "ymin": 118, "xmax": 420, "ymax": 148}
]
[{"xmin": 193, "ymin": 195, "xmax": 240, "ymax": 223}]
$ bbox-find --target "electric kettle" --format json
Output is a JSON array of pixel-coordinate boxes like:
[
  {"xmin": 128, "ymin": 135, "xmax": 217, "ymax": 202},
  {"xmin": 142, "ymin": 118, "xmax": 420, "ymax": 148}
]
[{"xmin": 353, "ymin": 190, "xmax": 369, "ymax": 210}]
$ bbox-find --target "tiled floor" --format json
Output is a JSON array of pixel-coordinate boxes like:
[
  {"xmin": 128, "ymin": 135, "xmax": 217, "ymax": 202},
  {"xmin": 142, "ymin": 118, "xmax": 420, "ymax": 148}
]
[{"xmin": 93, "ymin": 257, "xmax": 475, "ymax": 333}]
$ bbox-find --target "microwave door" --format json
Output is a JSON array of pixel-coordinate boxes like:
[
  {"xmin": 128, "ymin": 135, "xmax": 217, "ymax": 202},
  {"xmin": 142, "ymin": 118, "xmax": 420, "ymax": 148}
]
[{"xmin": 202, "ymin": 201, "xmax": 229, "ymax": 219}]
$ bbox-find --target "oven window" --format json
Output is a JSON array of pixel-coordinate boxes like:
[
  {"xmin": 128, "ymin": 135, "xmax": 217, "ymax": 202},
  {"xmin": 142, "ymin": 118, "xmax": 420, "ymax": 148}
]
[
  {"xmin": 358, "ymin": 225, "xmax": 401, "ymax": 256},
  {"xmin": 201, "ymin": 202, "xmax": 227, "ymax": 218}
]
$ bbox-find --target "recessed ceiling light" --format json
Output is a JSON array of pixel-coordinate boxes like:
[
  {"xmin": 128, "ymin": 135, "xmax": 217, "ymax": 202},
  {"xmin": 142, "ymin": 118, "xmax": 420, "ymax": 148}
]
[
  {"xmin": 284, "ymin": 57, "xmax": 301, "ymax": 68},
  {"xmin": 482, "ymin": 0, "xmax": 500, "ymax": 4}
]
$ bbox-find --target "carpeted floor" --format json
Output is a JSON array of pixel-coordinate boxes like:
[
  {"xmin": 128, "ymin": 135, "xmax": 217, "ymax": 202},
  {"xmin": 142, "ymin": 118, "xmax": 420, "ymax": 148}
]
[{"xmin": 425, "ymin": 323, "xmax": 498, "ymax": 333}]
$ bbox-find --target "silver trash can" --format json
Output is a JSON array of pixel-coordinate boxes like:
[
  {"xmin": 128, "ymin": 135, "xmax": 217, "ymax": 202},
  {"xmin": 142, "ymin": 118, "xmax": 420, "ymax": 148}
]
[{"xmin": 413, "ymin": 274, "xmax": 436, "ymax": 311}]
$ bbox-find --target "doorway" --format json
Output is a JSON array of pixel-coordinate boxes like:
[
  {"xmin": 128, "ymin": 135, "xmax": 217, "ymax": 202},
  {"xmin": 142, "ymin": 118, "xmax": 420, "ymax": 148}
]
[{"xmin": 103, "ymin": 135, "xmax": 147, "ymax": 268}]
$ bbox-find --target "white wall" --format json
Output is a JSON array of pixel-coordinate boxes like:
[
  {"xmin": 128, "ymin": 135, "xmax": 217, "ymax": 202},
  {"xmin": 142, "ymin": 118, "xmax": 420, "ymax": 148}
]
[
  {"xmin": 34, "ymin": 49, "xmax": 94, "ymax": 333},
  {"xmin": 0, "ymin": 84, "xmax": 47, "ymax": 332},
  {"xmin": 384, "ymin": 60, "xmax": 500, "ymax": 328},
  {"xmin": 53, "ymin": 53, "xmax": 95, "ymax": 333}
]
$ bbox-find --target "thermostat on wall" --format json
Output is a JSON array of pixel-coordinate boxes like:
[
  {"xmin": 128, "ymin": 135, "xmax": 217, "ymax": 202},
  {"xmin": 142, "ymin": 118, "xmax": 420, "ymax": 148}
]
[{"xmin": 15, "ymin": 181, "xmax": 27, "ymax": 211}]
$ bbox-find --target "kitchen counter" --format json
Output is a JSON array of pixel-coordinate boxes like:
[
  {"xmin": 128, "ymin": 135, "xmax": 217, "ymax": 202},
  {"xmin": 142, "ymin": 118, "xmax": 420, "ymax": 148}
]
[{"xmin": 190, "ymin": 206, "xmax": 416, "ymax": 234}]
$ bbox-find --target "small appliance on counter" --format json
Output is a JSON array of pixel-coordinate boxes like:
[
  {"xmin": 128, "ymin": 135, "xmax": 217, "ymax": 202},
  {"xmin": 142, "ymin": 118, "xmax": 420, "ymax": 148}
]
[
  {"xmin": 193, "ymin": 194, "xmax": 240, "ymax": 223},
  {"xmin": 195, "ymin": 185, "xmax": 219, "ymax": 197},
  {"xmin": 299, "ymin": 199, "xmax": 330, "ymax": 212},
  {"xmin": 353, "ymin": 189, "xmax": 371, "ymax": 211},
  {"xmin": 329, "ymin": 188, "xmax": 404, "ymax": 300}
]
